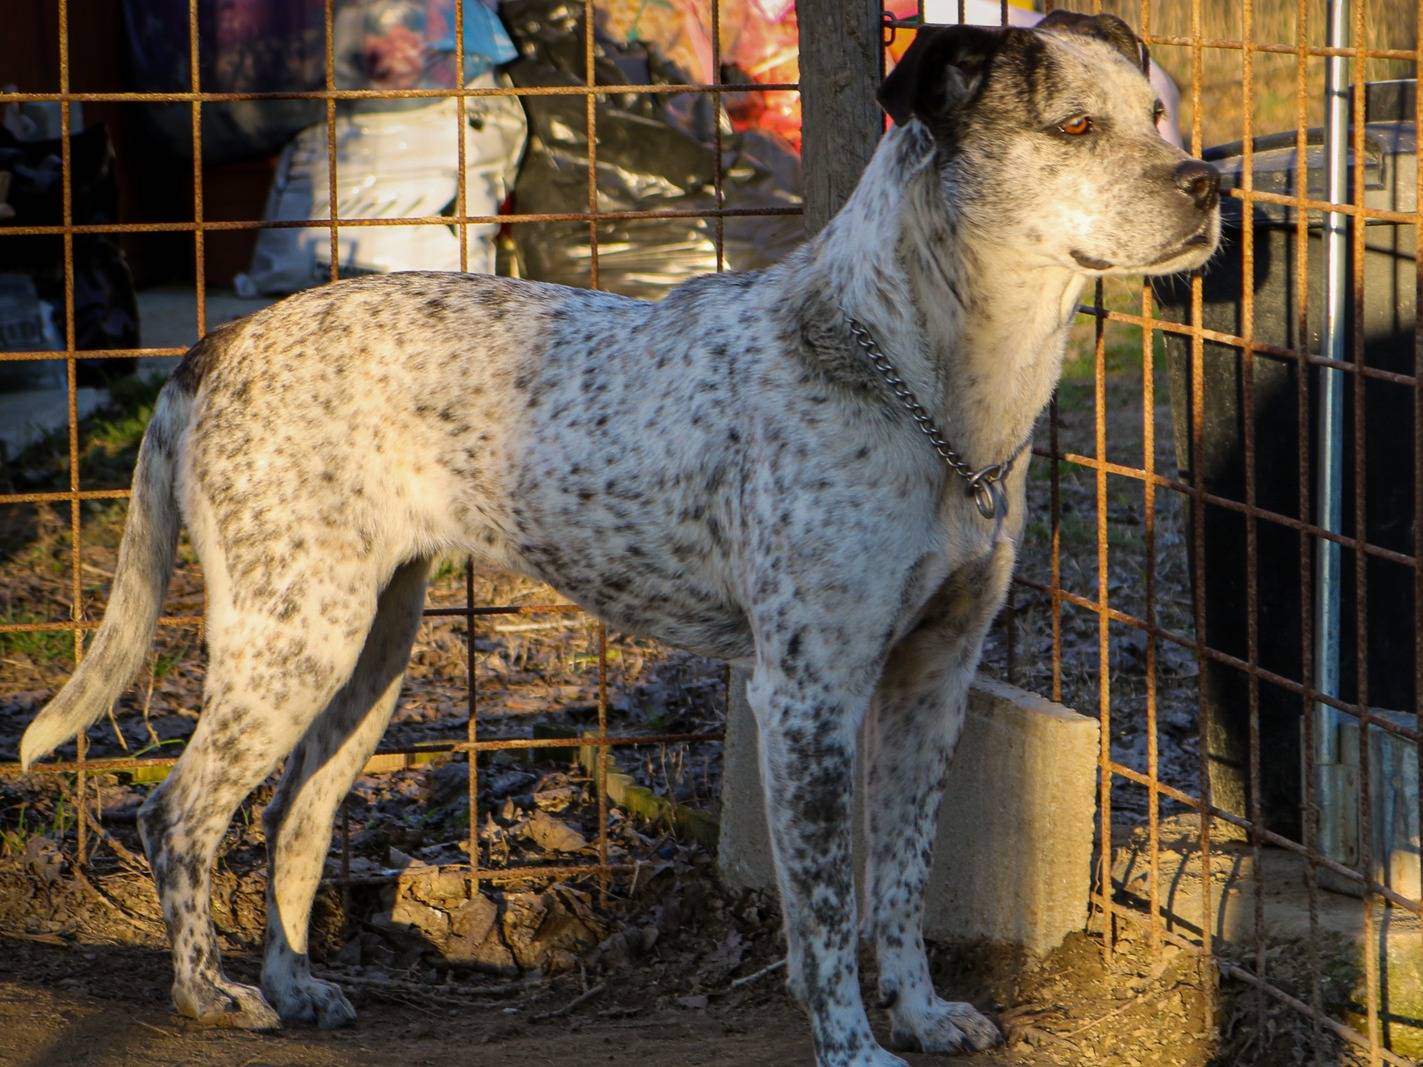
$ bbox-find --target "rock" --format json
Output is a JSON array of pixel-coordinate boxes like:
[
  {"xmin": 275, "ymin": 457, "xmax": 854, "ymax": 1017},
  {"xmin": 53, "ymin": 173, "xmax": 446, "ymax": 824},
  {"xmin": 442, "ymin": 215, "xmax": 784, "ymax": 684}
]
[
  {"xmin": 98, "ymin": 785, "xmax": 146, "ymax": 822},
  {"xmin": 426, "ymin": 762, "xmax": 470, "ymax": 806},
  {"xmin": 390, "ymin": 895, "xmax": 450, "ymax": 942},
  {"xmin": 408, "ymin": 869, "xmax": 478, "ymax": 907},
  {"xmin": 533, "ymin": 785, "xmax": 580, "ymax": 813},
  {"xmin": 501, "ymin": 890, "xmax": 603, "ymax": 971},
  {"xmin": 388, "ymin": 846, "xmax": 429, "ymax": 871},
  {"xmin": 488, "ymin": 770, "xmax": 537, "ymax": 798},
  {"xmin": 448, "ymin": 895, "xmax": 499, "ymax": 951},
  {"xmin": 369, "ymin": 914, "xmax": 432, "ymax": 952},
  {"xmin": 22, "ymin": 837, "xmax": 63, "ymax": 884},
  {"xmin": 331, "ymin": 938, "xmax": 363, "ymax": 966},
  {"xmin": 525, "ymin": 810, "xmax": 588, "ymax": 853}
]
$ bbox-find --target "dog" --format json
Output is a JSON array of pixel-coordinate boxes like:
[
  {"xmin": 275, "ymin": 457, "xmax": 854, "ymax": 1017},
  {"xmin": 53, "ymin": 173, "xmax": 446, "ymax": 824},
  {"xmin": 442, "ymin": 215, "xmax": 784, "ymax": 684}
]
[{"xmin": 21, "ymin": 13, "xmax": 1218, "ymax": 1065}]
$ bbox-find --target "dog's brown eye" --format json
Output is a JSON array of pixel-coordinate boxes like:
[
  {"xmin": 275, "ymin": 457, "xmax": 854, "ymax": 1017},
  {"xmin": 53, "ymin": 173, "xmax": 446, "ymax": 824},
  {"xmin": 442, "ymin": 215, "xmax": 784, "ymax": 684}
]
[
  {"xmin": 1059, "ymin": 115, "xmax": 1092, "ymax": 136},
  {"xmin": 1153, "ymin": 101, "xmax": 1166, "ymax": 124}
]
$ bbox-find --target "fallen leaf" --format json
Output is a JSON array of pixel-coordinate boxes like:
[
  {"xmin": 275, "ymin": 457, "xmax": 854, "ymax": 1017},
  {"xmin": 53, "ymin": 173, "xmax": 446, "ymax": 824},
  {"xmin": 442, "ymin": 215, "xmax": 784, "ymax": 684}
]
[{"xmin": 525, "ymin": 810, "xmax": 588, "ymax": 853}]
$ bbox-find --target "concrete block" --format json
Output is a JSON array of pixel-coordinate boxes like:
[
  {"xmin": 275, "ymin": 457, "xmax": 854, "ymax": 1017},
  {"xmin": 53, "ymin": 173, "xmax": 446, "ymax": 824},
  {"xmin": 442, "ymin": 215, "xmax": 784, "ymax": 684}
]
[{"xmin": 718, "ymin": 673, "xmax": 1099, "ymax": 957}]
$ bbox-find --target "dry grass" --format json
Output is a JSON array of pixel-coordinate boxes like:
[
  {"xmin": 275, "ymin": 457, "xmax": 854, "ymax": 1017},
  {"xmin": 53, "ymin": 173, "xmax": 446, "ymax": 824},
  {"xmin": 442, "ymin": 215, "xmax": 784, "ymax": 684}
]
[{"xmin": 1090, "ymin": 0, "xmax": 1418, "ymax": 146}]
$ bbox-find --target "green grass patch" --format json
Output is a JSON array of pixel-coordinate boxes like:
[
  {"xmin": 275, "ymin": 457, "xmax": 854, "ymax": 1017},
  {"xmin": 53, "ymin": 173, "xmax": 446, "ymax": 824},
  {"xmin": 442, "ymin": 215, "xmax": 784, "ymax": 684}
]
[
  {"xmin": 0, "ymin": 611, "xmax": 76, "ymax": 664},
  {"xmin": 430, "ymin": 556, "xmax": 464, "ymax": 584},
  {"xmin": 1063, "ymin": 320, "xmax": 1146, "ymax": 382},
  {"xmin": 0, "ymin": 793, "xmax": 78, "ymax": 855},
  {"xmin": 152, "ymin": 647, "xmax": 185, "ymax": 680}
]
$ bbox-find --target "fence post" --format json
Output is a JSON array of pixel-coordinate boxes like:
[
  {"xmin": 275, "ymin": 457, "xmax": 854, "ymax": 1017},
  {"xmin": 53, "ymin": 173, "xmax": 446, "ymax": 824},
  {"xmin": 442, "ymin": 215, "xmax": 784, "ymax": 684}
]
[{"xmin": 797, "ymin": 0, "xmax": 885, "ymax": 236}]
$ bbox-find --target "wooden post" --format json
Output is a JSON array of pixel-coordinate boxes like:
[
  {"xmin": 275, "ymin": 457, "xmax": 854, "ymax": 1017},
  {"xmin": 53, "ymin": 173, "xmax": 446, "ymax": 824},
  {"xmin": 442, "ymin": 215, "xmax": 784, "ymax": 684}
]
[{"xmin": 797, "ymin": 0, "xmax": 886, "ymax": 235}]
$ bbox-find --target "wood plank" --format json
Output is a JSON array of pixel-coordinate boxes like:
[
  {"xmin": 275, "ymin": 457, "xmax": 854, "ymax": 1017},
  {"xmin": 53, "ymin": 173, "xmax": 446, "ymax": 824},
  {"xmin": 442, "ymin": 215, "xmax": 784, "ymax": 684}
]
[{"xmin": 797, "ymin": 0, "xmax": 886, "ymax": 234}]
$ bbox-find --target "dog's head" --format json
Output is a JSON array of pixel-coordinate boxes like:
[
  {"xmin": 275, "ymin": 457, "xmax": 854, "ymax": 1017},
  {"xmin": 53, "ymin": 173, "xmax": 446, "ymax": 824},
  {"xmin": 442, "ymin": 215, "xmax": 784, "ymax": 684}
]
[{"xmin": 879, "ymin": 12, "xmax": 1219, "ymax": 276}]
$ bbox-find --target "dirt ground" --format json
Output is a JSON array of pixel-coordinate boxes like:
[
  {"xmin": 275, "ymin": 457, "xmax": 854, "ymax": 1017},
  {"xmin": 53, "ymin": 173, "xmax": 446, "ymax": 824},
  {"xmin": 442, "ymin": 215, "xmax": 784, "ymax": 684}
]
[
  {"xmin": 0, "ymin": 926, "xmax": 1231, "ymax": 1067},
  {"xmin": 0, "ymin": 750, "xmax": 1261, "ymax": 1067},
  {"xmin": 0, "ymin": 963, "xmax": 818, "ymax": 1067},
  {"xmin": 0, "ymin": 342, "xmax": 1372, "ymax": 1067}
]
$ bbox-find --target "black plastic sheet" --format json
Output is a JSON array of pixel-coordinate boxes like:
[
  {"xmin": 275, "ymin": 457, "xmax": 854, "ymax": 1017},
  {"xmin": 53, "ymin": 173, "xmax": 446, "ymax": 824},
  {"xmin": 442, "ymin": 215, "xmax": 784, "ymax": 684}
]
[
  {"xmin": 0, "ymin": 124, "xmax": 140, "ymax": 381},
  {"xmin": 502, "ymin": 0, "xmax": 802, "ymax": 299}
]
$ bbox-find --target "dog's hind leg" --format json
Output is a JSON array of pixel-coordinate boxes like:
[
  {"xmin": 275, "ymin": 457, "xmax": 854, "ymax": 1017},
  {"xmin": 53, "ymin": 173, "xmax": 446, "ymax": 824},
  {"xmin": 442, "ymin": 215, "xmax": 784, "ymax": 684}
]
[
  {"xmin": 259, "ymin": 557, "xmax": 431, "ymax": 1027},
  {"xmin": 862, "ymin": 554, "xmax": 1012, "ymax": 1055},
  {"xmin": 748, "ymin": 651, "xmax": 905, "ymax": 1067},
  {"xmin": 137, "ymin": 558, "xmax": 381, "ymax": 1030}
]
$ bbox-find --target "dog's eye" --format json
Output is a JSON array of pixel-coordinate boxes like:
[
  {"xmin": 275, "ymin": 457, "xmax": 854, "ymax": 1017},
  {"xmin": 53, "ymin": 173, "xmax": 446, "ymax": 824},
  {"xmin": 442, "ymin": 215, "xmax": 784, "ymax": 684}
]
[
  {"xmin": 1152, "ymin": 100, "xmax": 1166, "ymax": 125},
  {"xmin": 1059, "ymin": 115, "xmax": 1093, "ymax": 136}
]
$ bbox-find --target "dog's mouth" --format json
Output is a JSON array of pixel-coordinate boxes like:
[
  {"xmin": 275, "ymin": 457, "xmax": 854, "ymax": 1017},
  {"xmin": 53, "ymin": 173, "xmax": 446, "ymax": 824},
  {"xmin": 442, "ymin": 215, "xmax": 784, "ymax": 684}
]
[
  {"xmin": 1070, "ymin": 249, "xmax": 1114, "ymax": 271},
  {"xmin": 1145, "ymin": 222, "xmax": 1215, "ymax": 266},
  {"xmin": 1071, "ymin": 217, "xmax": 1219, "ymax": 275}
]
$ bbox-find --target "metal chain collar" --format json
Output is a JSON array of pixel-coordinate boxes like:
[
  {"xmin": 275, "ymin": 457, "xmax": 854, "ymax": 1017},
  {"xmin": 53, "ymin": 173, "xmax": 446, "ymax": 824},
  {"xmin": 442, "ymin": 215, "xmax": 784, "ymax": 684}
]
[{"xmin": 843, "ymin": 310, "xmax": 1024, "ymax": 520}]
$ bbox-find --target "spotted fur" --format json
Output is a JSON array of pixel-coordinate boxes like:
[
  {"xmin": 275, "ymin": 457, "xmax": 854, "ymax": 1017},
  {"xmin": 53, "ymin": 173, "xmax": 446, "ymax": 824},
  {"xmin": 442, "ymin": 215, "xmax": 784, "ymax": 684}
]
[{"xmin": 22, "ymin": 16, "xmax": 1217, "ymax": 1065}]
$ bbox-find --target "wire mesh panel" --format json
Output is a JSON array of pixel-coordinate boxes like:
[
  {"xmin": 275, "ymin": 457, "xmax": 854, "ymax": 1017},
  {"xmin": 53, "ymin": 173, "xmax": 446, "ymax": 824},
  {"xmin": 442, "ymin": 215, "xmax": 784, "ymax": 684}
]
[
  {"xmin": 5, "ymin": 1, "xmax": 1423, "ymax": 1062},
  {"xmin": 949, "ymin": 0, "xmax": 1423, "ymax": 1062},
  {"xmin": 0, "ymin": 0, "xmax": 796, "ymax": 921}
]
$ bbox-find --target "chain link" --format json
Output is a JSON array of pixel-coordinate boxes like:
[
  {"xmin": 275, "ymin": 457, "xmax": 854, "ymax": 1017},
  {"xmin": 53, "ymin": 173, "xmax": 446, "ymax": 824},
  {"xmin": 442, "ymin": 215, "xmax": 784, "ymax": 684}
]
[{"xmin": 842, "ymin": 310, "xmax": 1022, "ymax": 520}]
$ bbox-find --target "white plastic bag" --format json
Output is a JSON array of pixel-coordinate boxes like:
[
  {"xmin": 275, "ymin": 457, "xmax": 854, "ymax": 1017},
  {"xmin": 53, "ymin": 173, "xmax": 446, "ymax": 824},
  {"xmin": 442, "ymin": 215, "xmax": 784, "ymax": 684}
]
[{"xmin": 235, "ymin": 72, "xmax": 526, "ymax": 295}]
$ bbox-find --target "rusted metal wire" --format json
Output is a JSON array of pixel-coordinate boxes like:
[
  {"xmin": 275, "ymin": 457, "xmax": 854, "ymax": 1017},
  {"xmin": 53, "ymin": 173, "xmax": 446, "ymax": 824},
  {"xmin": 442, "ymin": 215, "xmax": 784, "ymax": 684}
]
[
  {"xmin": 0, "ymin": 83, "xmax": 798, "ymax": 104},
  {"xmin": 1003, "ymin": 0, "xmax": 1423, "ymax": 1058},
  {"xmin": 1187, "ymin": 0, "xmax": 1219, "ymax": 1030},
  {"xmin": 1040, "ymin": 450, "xmax": 1419, "ymax": 569},
  {"xmin": 1237, "ymin": 0, "xmax": 1269, "ymax": 1040},
  {"xmin": 0, "ymin": 732, "xmax": 726, "ymax": 778},
  {"xmin": 10, "ymin": 1, "xmax": 1423, "ymax": 1059},
  {"xmin": 1087, "ymin": 0, "xmax": 1114, "ymax": 969},
  {"xmin": 0, "ymin": 206, "xmax": 801, "ymax": 239},
  {"xmin": 1416, "ymin": 7, "xmax": 1423, "ymax": 1067},
  {"xmin": 1093, "ymin": 268, "xmax": 1115, "ymax": 964},
  {"xmin": 0, "ymin": 0, "xmax": 788, "ymax": 940},
  {"xmin": 56, "ymin": 0, "xmax": 86, "ymax": 863},
  {"xmin": 1345, "ymin": 2, "xmax": 1383, "ymax": 1057},
  {"xmin": 1017, "ymin": 575, "xmax": 1423, "ymax": 746},
  {"xmin": 1415, "ymin": 6, "xmax": 1423, "ymax": 1064},
  {"xmin": 1136, "ymin": 0, "xmax": 1161, "ymax": 969}
]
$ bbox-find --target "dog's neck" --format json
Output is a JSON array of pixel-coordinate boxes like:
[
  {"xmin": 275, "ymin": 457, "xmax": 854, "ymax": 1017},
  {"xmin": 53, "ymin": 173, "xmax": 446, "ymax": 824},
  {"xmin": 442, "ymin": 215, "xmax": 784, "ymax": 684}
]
[{"xmin": 795, "ymin": 123, "xmax": 1085, "ymax": 471}]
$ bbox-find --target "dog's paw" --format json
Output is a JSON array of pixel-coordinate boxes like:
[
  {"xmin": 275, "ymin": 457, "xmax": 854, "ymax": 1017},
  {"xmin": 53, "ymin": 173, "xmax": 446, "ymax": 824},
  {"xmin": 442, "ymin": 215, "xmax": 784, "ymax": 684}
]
[
  {"xmin": 173, "ymin": 977, "xmax": 282, "ymax": 1030},
  {"xmin": 825, "ymin": 1046, "xmax": 909, "ymax": 1067},
  {"xmin": 860, "ymin": 1049, "xmax": 911, "ymax": 1067},
  {"xmin": 263, "ymin": 974, "xmax": 357, "ymax": 1029},
  {"xmin": 810, "ymin": 1022, "xmax": 910, "ymax": 1066},
  {"xmin": 888, "ymin": 998, "xmax": 1001, "ymax": 1055}
]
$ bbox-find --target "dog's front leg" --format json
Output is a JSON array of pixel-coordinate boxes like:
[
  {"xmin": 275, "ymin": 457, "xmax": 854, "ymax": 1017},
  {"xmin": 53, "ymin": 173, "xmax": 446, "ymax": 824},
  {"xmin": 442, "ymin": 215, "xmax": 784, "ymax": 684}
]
[
  {"xmin": 748, "ymin": 660, "xmax": 906, "ymax": 1067},
  {"xmin": 863, "ymin": 560, "xmax": 1011, "ymax": 1055}
]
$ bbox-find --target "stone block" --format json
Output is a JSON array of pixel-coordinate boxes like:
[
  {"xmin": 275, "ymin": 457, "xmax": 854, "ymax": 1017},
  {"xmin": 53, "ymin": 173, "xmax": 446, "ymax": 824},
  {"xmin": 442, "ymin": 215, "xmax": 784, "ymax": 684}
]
[{"xmin": 719, "ymin": 673, "xmax": 1099, "ymax": 957}]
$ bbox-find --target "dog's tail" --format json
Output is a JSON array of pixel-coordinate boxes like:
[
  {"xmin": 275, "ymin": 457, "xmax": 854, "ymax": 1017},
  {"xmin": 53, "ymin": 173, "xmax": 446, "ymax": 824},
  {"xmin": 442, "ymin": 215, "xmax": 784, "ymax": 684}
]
[{"xmin": 19, "ymin": 335, "xmax": 216, "ymax": 771}]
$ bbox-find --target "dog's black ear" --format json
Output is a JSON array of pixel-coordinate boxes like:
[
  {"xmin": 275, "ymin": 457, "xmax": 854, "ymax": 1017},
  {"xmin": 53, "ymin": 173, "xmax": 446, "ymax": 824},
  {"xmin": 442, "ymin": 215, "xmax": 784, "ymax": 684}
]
[
  {"xmin": 1037, "ymin": 11, "xmax": 1150, "ymax": 74},
  {"xmin": 878, "ymin": 25, "xmax": 1006, "ymax": 127}
]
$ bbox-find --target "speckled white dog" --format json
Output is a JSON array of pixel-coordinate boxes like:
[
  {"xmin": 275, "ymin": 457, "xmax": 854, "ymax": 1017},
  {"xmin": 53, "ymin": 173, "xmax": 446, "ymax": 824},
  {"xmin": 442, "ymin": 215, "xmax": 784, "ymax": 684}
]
[{"xmin": 23, "ymin": 14, "xmax": 1218, "ymax": 1066}]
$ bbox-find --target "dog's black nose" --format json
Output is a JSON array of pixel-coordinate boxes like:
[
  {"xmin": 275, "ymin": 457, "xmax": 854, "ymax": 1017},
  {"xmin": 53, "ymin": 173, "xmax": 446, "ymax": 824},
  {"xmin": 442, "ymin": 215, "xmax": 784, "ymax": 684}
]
[{"xmin": 1174, "ymin": 160, "xmax": 1220, "ymax": 211}]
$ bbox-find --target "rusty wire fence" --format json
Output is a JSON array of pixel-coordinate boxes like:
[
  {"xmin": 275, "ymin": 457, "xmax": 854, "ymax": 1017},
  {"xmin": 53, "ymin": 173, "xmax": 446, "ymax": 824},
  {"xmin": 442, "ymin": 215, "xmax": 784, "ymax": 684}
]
[
  {"xmin": 4, "ymin": 0, "xmax": 1423, "ymax": 1063},
  {"xmin": 963, "ymin": 0, "xmax": 1423, "ymax": 1064},
  {"xmin": 0, "ymin": 0, "xmax": 799, "ymax": 901}
]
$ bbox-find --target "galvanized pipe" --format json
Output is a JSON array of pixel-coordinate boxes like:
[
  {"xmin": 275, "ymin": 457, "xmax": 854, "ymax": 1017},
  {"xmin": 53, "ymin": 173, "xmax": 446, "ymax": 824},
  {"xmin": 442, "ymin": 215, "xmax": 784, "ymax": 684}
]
[{"xmin": 1313, "ymin": 0, "xmax": 1352, "ymax": 858}]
